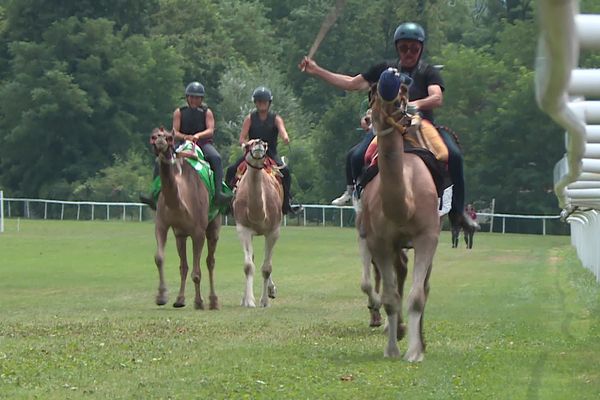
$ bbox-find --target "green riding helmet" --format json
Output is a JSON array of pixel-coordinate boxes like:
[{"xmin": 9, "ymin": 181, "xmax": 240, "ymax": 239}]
[
  {"xmin": 252, "ymin": 86, "xmax": 273, "ymax": 102},
  {"xmin": 393, "ymin": 22, "xmax": 426, "ymax": 44},
  {"xmin": 185, "ymin": 81, "xmax": 205, "ymax": 97}
]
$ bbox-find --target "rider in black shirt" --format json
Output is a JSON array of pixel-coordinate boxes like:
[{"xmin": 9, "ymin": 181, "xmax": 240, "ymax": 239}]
[
  {"xmin": 226, "ymin": 87, "xmax": 302, "ymax": 215},
  {"xmin": 299, "ymin": 22, "xmax": 477, "ymax": 231}
]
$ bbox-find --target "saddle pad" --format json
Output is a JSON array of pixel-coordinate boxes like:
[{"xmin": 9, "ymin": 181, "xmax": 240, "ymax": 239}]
[{"xmin": 150, "ymin": 141, "xmax": 232, "ymax": 221}]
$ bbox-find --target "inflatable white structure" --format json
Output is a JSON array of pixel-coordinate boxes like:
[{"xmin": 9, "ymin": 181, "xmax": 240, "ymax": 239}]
[{"xmin": 536, "ymin": 0, "xmax": 600, "ymax": 281}]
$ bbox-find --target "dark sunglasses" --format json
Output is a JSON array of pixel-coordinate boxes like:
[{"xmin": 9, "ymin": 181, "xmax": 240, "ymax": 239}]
[{"xmin": 398, "ymin": 44, "xmax": 421, "ymax": 55}]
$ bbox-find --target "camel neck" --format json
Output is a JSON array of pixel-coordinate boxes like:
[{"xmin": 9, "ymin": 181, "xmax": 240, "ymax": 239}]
[
  {"xmin": 377, "ymin": 128, "xmax": 411, "ymax": 222},
  {"xmin": 159, "ymin": 159, "xmax": 183, "ymax": 210},
  {"xmin": 246, "ymin": 165, "xmax": 267, "ymax": 219}
]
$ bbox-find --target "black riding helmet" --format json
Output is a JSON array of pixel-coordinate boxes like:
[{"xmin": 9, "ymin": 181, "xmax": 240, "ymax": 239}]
[
  {"xmin": 252, "ymin": 86, "xmax": 273, "ymax": 102},
  {"xmin": 185, "ymin": 81, "xmax": 205, "ymax": 97},
  {"xmin": 393, "ymin": 22, "xmax": 426, "ymax": 44}
]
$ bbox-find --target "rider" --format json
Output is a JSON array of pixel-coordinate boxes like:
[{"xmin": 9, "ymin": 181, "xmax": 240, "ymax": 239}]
[
  {"xmin": 173, "ymin": 81, "xmax": 232, "ymax": 206},
  {"xmin": 140, "ymin": 81, "xmax": 232, "ymax": 209},
  {"xmin": 299, "ymin": 22, "xmax": 477, "ymax": 231},
  {"xmin": 331, "ymin": 108, "xmax": 374, "ymax": 206},
  {"xmin": 225, "ymin": 86, "xmax": 302, "ymax": 215}
]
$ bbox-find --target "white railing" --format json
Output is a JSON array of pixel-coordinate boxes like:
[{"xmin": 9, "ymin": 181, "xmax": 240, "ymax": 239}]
[
  {"xmin": 1, "ymin": 196, "xmax": 561, "ymax": 234},
  {"xmin": 3, "ymin": 197, "xmax": 147, "ymax": 222},
  {"xmin": 536, "ymin": 0, "xmax": 600, "ymax": 281}
]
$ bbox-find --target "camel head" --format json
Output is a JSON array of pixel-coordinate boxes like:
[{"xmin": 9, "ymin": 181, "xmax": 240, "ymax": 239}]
[
  {"xmin": 244, "ymin": 139, "xmax": 269, "ymax": 168},
  {"xmin": 371, "ymin": 68, "xmax": 414, "ymax": 137},
  {"xmin": 150, "ymin": 127, "xmax": 175, "ymax": 159}
]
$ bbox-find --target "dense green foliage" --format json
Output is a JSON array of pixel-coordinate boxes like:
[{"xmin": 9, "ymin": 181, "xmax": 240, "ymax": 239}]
[
  {"xmin": 1, "ymin": 0, "xmax": 595, "ymax": 213},
  {"xmin": 0, "ymin": 220, "xmax": 598, "ymax": 398}
]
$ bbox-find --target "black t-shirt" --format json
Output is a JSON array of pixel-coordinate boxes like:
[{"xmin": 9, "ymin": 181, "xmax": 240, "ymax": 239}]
[
  {"xmin": 179, "ymin": 105, "xmax": 213, "ymax": 145},
  {"xmin": 249, "ymin": 111, "xmax": 279, "ymax": 159},
  {"xmin": 361, "ymin": 60, "xmax": 444, "ymax": 122}
]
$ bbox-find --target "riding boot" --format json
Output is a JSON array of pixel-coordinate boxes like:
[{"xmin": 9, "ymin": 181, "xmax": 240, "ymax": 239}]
[
  {"xmin": 439, "ymin": 128, "xmax": 478, "ymax": 231},
  {"xmin": 139, "ymin": 161, "xmax": 158, "ymax": 210},
  {"xmin": 281, "ymin": 167, "xmax": 302, "ymax": 215},
  {"xmin": 212, "ymin": 166, "xmax": 233, "ymax": 206}
]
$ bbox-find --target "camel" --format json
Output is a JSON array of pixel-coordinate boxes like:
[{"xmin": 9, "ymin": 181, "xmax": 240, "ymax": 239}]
[
  {"xmin": 233, "ymin": 139, "xmax": 282, "ymax": 307},
  {"xmin": 357, "ymin": 68, "xmax": 440, "ymax": 361},
  {"xmin": 150, "ymin": 127, "xmax": 221, "ymax": 310}
]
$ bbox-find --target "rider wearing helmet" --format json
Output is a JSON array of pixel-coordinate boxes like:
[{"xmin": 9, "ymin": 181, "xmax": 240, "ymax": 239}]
[
  {"xmin": 298, "ymin": 22, "xmax": 477, "ymax": 231},
  {"xmin": 140, "ymin": 82, "xmax": 232, "ymax": 209},
  {"xmin": 173, "ymin": 81, "xmax": 232, "ymax": 205},
  {"xmin": 225, "ymin": 86, "xmax": 302, "ymax": 215}
]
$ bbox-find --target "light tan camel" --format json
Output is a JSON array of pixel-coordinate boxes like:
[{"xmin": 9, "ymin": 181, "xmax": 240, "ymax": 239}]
[
  {"xmin": 357, "ymin": 69, "xmax": 440, "ymax": 361},
  {"xmin": 233, "ymin": 139, "xmax": 282, "ymax": 307},
  {"xmin": 150, "ymin": 127, "xmax": 221, "ymax": 310}
]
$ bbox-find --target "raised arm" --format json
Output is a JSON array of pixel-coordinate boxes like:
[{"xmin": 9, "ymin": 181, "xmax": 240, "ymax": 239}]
[{"xmin": 299, "ymin": 56, "xmax": 370, "ymax": 91}]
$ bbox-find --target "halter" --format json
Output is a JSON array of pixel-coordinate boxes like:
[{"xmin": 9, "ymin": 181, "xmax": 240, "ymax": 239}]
[{"xmin": 244, "ymin": 139, "xmax": 268, "ymax": 170}]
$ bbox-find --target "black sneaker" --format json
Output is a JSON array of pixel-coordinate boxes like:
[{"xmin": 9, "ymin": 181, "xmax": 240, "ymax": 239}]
[{"xmin": 139, "ymin": 193, "xmax": 156, "ymax": 211}]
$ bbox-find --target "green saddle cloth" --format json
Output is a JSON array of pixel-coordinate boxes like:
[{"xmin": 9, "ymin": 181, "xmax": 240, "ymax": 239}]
[{"xmin": 150, "ymin": 142, "xmax": 232, "ymax": 221}]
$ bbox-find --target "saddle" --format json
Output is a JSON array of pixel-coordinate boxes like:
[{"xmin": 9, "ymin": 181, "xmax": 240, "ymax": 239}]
[
  {"xmin": 232, "ymin": 156, "xmax": 284, "ymax": 199},
  {"xmin": 358, "ymin": 120, "xmax": 453, "ymax": 198}
]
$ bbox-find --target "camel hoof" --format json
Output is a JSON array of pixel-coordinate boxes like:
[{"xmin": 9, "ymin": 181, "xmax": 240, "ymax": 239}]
[
  {"xmin": 268, "ymin": 284, "xmax": 277, "ymax": 299},
  {"xmin": 209, "ymin": 296, "xmax": 219, "ymax": 310},
  {"xmin": 369, "ymin": 310, "xmax": 382, "ymax": 327},
  {"xmin": 241, "ymin": 298, "xmax": 256, "ymax": 308},
  {"xmin": 194, "ymin": 301, "xmax": 204, "ymax": 310},
  {"xmin": 384, "ymin": 345, "xmax": 401, "ymax": 358},
  {"xmin": 404, "ymin": 349, "xmax": 424, "ymax": 363},
  {"xmin": 156, "ymin": 297, "xmax": 168, "ymax": 306}
]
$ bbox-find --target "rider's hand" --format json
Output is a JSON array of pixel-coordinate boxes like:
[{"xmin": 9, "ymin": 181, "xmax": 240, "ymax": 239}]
[
  {"xmin": 282, "ymin": 136, "xmax": 290, "ymax": 145},
  {"xmin": 299, "ymin": 56, "xmax": 318, "ymax": 74}
]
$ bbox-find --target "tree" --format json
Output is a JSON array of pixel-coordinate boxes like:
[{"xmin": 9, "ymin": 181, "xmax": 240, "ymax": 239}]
[{"xmin": 0, "ymin": 17, "xmax": 183, "ymax": 196}]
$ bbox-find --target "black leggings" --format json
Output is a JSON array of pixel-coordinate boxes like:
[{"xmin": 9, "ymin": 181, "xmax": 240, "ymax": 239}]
[
  {"xmin": 438, "ymin": 128, "xmax": 465, "ymax": 214},
  {"xmin": 346, "ymin": 131, "xmax": 375, "ymax": 185},
  {"xmin": 200, "ymin": 143, "xmax": 226, "ymax": 190}
]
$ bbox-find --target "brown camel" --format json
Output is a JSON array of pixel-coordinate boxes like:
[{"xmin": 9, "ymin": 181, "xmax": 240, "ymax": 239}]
[
  {"xmin": 357, "ymin": 69, "xmax": 440, "ymax": 361},
  {"xmin": 233, "ymin": 139, "xmax": 281, "ymax": 307},
  {"xmin": 150, "ymin": 127, "xmax": 221, "ymax": 310}
]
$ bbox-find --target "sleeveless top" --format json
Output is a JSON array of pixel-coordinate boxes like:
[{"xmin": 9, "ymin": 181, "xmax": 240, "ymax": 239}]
[
  {"xmin": 249, "ymin": 111, "xmax": 278, "ymax": 158},
  {"xmin": 179, "ymin": 105, "xmax": 212, "ymax": 145}
]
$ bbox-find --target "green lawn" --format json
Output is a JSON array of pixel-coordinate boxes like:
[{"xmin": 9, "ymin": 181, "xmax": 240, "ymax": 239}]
[{"xmin": 0, "ymin": 219, "xmax": 598, "ymax": 399}]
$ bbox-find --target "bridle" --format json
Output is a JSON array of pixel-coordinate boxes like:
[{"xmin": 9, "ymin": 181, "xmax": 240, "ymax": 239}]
[{"xmin": 245, "ymin": 140, "xmax": 268, "ymax": 170}]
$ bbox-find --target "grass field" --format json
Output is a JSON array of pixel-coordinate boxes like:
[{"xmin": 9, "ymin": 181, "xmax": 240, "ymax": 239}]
[{"xmin": 0, "ymin": 219, "xmax": 598, "ymax": 399}]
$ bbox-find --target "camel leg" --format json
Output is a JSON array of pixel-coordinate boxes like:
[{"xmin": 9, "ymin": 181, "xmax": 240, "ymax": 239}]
[
  {"xmin": 260, "ymin": 228, "xmax": 280, "ymax": 307},
  {"xmin": 372, "ymin": 248, "xmax": 401, "ymax": 358},
  {"xmin": 359, "ymin": 237, "xmax": 381, "ymax": 327},
  {"xmin": 394, "ymin": 248, "xmax": 409, "ymax": 340},
  {"xmin": 154, "ymin": 225, "xmax": 169, "ymax": 306},
  {"xmin": 405, "ymin": 234, "xmax": 438, "ymax": 362},
  {"xmin": 237, "ymin": 225, "xmax": 256, "ymax": 307},
  {"xmin": 191, "ymin": 232, "xmax": 206, "ymax": 310},
  {"xmin": 173, "ymin": 235, "xmax": 189, "ymax": 308},
  {"xmin": 205, "ymin": 219, "xmax": 220, "ymax": 310}
]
